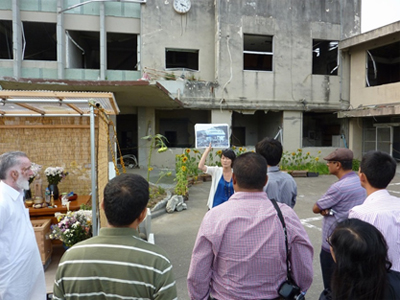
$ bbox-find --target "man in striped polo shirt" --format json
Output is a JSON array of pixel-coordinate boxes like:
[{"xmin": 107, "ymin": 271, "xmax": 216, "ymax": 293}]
[
  {"xmin": 312, "ymin": 148, "xmax": 366, "ymax": 291},
  {"xmin": 53, "ymin": 173, "xmax": 177, "ymax": 300}
]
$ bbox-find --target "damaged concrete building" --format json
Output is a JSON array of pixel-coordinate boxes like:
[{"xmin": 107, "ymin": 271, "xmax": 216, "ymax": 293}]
[
  {"xmin": 338, "ymin": 21, "xmax": 400, "ymax": 161},
  {"xmin": 1, "ymin": 0, "xmax": 381, "ymax": 168}
]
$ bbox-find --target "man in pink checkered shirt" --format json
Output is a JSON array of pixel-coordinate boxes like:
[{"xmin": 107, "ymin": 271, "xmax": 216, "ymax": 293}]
[{"xmin": 187, "ymin": 152, "xmax": 313, "ymax": 300}]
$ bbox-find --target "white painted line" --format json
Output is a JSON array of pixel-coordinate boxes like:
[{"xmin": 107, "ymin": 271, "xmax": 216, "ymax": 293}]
[
  {"xmin": 388, "ymin": 190, "xmax": 400, "ymax": 194},
  {"xmin": 300, "ymin": 216, "xmax": 323, "ymax": 231}
]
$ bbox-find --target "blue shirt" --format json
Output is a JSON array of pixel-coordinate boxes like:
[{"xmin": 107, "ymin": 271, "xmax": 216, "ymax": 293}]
[
  {"xmin": 316, "ymin": 171, "xmax": 366, "ymax": 251},
  {"xmin": 264, "ymin": 166, "xmax": 297, "ymax": 208},
  {"xmin": 212, "ymin": 176, "xmax": 233, "ymax": 207}
]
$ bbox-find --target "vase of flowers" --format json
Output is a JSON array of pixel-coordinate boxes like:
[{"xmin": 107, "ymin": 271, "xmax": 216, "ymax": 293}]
[
  {"xmin": 44, "ymin": 166, "xmax": 68, "ymax": 200},
  {"xmin": 49, "ymin": 210, "xmax": 92, "ymax": 248}
]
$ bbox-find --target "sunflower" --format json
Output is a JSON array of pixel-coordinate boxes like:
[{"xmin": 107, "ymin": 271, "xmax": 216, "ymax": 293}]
[
  {"xmin": 148, "ymin": 167, "xmax": 153, "ymax": 171},
  {"xmin": 186, "ymin": 149, "xmax": 191, "ymax": 153},
  {"xmin": 315, "ymin": 157, "xmax": 319, "ymax": 161},
  {"xmin": 181, "ymin": 166, "xmax": 187, "ymax": 172},
  {"xmin": 182, "ymin": 156, "xmax": 188, "ymax": 163},
  {"xmin": 216, "ymin": 150, "xmax": 222, "ymax": 155}
]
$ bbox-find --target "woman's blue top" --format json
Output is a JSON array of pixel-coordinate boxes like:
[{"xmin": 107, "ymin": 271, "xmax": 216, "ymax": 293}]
[{"xmin": 212, "ymin": 175, "xmax": 234, "ymax": 207}]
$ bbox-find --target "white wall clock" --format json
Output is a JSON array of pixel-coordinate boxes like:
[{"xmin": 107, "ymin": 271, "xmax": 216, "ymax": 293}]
[{"xmin": 173, "ymin": 0, "xmax": 191, "ymax": 14}]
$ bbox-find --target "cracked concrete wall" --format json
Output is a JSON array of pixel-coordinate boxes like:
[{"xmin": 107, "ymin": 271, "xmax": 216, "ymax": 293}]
[
  {"xmin": 141, "ymin": 0, "xmax": 360, "ymax": 111},
  {"xmin": 141, "ymin": 0, "xmax": 215, "ymax": 82},
  {"xmin": 213, "ymin": 0, "xmax": 361, "ymax": 111}
]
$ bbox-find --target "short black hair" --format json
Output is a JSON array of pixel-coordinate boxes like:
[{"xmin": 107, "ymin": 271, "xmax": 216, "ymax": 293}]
[
  {"xmin": 255, "ymin": 137, "xmax": 282, "ymax": 166},
  {"xmin": 103, "ymin": 173, "xmax": 149, "ymax": 227},
  {"xmin": 360, "ymin": 151, "xmax": 396, "ymax": 189},
  {"xmin": 221, "ymin": 149, "xmax": 236, "ymax": 163},
  {"xmin": 233, "ymin": 152, "xmax": 267, "ymax": 189},
  {"xmin": 338, "ymin": 160, "xmax": 353, "ymax": 170}
]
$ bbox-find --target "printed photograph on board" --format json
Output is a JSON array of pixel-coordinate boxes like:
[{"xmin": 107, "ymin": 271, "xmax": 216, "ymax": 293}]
[{"xmin": 195, "ymin": 123, "xmax": 230, "ymax": 148}]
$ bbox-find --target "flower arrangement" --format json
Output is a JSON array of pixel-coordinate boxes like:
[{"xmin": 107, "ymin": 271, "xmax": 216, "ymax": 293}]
[
  {"xmin": 29, "ymin": 163, "xmax": 42, "ymax": 185},
  {"xmin": 49, "ymin": 210, "xmax": 92, "ymax": 247},
  {"xmin": 45, "ymin": 166, "xmax": 68, "ymax": 185}
]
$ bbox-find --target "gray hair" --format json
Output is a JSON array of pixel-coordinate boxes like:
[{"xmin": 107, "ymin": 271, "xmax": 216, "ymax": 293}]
[{"xmin": 0, "ymin": 151, "xmax": 28, "ymax": 180}]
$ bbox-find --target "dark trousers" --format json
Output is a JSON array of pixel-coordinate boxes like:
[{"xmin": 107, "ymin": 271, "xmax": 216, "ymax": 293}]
[
  {"xmin": 320, "ymin": 248, "xmax": 336, "ymax": 290},
  {"xmin": 387, "ymin": 269, "xmax": 400, "ymax": 299}
]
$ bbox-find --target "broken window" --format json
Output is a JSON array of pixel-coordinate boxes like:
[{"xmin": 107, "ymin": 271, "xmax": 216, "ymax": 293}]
[
  {"xmin": 107, "ymin": 32, "xmax": 138, "ymax": 71},
  {"xmin": 366, "ymin": 41, "xmax": 400, "ymax": 87},
  {"xmin": 165, "ymin": 48, "xmax": 199, "ymax": 71},
  {"xmin": 66, "ymin": 30, "xmax": 100, "ymax": 69},
  {"xmin": 303, "ymin": 112, "xmax": 342, "ymax": 147},
  {"xmin": 22, "ymin": 21, "xmax": 56, "ymax": 61},
  {"xmin": 243, "ymin": 34, "xmax": 273, "ymax": 71},
  {"xmin": 0, "ymin": 20, "xmax": 13, "ymax": 59},
  {"xmin": 312, "ymin": 40, "xmax": 338, "ymax": 75}
]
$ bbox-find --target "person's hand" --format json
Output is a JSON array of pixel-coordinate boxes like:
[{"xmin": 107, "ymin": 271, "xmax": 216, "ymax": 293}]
[
  {"xmin": 320, "ymin": 209, "xmax": 330, "ymax": 216},
  {"xmin": 205, "ymin": 143, "xmax": 212, "ymax": 153}
]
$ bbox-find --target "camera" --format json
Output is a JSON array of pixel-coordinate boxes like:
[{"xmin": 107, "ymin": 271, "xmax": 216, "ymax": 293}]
[{"xmin": 278, "ymin": 281, "xmax": 304, "ymax": 300}]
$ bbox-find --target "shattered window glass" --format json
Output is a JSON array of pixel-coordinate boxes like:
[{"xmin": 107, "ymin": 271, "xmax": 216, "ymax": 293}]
[
  {"xmin": 366, "ymin": 41, "xmax": 400, "ymax": 87},
  {"xmin": 23, "ymin": 21, "xmax": 57, "ymax": 61},
  {"xmin": 312, "ymin": 40, "xmax": 338, "ymax": 75}
]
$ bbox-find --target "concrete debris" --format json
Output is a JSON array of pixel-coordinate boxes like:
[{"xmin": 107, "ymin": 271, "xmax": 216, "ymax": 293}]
[{"xmin": 166, "ymin": 195, "xmax": 187, "ymax": 213}]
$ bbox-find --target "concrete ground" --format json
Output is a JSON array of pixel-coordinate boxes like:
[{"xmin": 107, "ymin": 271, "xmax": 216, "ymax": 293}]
[
  {"xmin": 44, "ymin": 166, "xmax": 400, "ymax": 299},
  {"xmin": 148, "ymin": 169, "xmax": 400, "ymax": 300}
]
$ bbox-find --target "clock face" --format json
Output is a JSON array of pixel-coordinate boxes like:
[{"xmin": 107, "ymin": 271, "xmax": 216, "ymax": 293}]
[{"xmin": 173, "ymin": 0, "xmax": 191, "ymax": 14}]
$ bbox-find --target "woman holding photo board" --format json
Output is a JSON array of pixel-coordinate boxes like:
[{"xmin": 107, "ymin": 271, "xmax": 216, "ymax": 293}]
[{"xmin": 198, "ymin": 143, "xmax": 236, "ymax": 209}]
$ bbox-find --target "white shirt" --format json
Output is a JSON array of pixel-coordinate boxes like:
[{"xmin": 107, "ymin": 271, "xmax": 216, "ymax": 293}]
[
  {"xmin": 205, "ymin": 166, "xmax": 224, "ymax": 209},
  {"xmin": 0, "ymin": 181, "xmax": 46, "ymax": 300},
  {"xmin": 349, "ymin": 189, "xmax": 400, "ymax": 272}
]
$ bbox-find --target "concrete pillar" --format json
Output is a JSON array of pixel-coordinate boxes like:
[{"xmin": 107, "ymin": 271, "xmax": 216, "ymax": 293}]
[
  {"xmin": 100, "ymin": 2, "xmax": 106, "ymax": 80},
  {"xmin": 12, "ymin": 0, "xmax": 21, "ymax": 79},
  {"xmin": 282, "ymin": 111, "xmax": 302, "ymax": 151},
  {"xmin": 349, "ymin": 118, "xmax": 363, "ymax": 160},
  {"xmin": 137, "ymin": 107, "xmax": 155, "ymax": 168},
  {"xmin": 339, "ymin": 50, "xmax": 351, "ymax": 110},
  {"xmin": 57, "ymin": 0, "xmax": 65, "ymax": 79},
  {"xmin": 211, "ymin": 109, "xmax": 232, "ymax": 144}
]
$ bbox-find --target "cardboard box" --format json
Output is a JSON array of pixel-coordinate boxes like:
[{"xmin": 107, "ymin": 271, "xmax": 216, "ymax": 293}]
[{"xmin": 31, "ymin": 219, "xmax": 53, "ymax": 265}]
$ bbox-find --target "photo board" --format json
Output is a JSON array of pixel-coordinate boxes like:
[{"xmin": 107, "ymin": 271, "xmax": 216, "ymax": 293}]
[{"xmin": 195, "ymin": 123, "xmax": 230, "ymax": 148}]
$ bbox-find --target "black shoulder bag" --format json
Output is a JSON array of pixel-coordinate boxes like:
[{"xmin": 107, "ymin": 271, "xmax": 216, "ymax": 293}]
[{"xmin": 269, "ymin": 199, "xmax": 304, "ymax": 300}]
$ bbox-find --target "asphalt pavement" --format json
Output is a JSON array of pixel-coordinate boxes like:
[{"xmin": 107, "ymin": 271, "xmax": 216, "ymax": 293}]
[{"xmin": 131, "ymin": 167, "xmax": 400, "ymax": 300}]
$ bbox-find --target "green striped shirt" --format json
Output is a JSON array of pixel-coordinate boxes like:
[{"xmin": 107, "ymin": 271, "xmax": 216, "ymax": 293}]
[{"xmin": 53, "ymin": 227, "xmax": 177, "ymax": 300}]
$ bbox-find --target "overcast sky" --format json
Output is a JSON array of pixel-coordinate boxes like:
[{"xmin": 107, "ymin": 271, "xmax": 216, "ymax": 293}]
[{"xmin": 362, "ymin": 0, "xmax": 400, "ymax": 32}]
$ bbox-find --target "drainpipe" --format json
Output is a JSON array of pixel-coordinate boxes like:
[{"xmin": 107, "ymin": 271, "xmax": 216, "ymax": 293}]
[
  {"xmin": 12, "ymin": 0, "xmax": 21, "ymax": 79},
  {"xmin": 100, "ymin": 2, "xmax": 106, "ymax": 80},
  {"xmin": 57, "ymin": 0, "xmax": 66, "ymax": 79}
]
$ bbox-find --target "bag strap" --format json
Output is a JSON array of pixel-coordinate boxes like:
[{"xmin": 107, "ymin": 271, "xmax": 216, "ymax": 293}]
[{"xmin": 269, "ymin": 198, "xmax": 293, "ymax": 282}]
